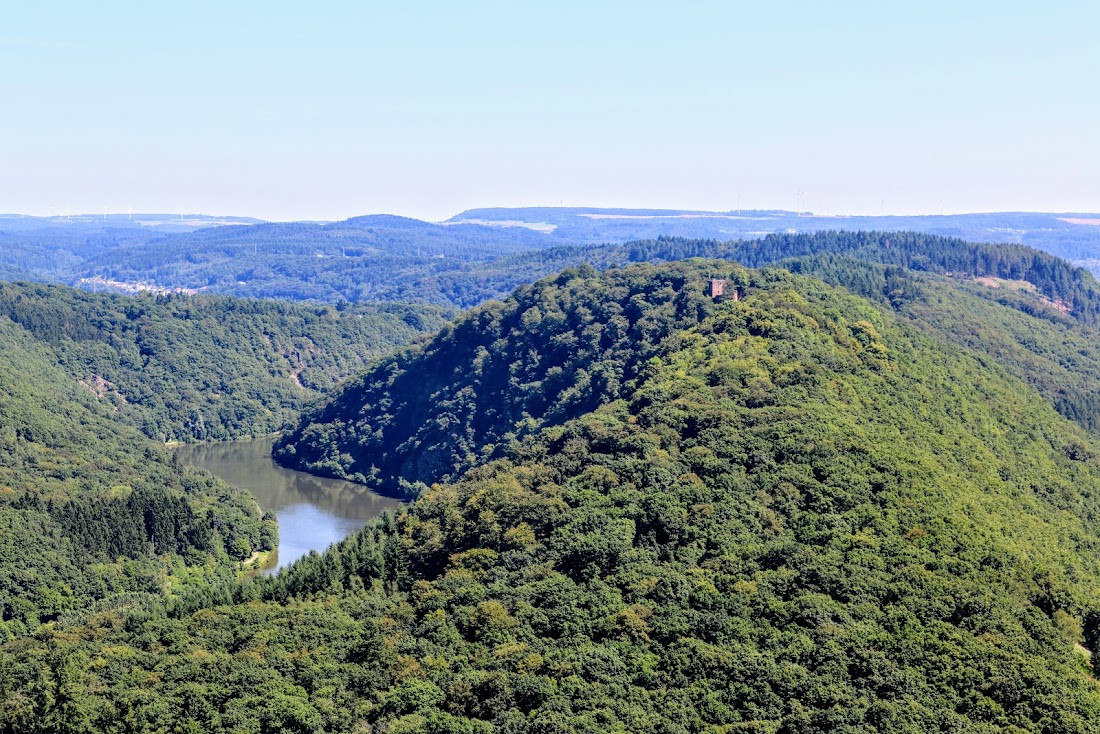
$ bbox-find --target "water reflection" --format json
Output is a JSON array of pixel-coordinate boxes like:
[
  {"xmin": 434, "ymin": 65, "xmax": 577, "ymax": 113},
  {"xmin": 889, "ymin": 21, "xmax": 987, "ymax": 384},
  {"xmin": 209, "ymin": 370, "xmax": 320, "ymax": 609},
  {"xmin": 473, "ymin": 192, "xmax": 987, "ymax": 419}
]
[{"xmin": 174, "ymin": 436, "xmax": 403, "ymax": 573}]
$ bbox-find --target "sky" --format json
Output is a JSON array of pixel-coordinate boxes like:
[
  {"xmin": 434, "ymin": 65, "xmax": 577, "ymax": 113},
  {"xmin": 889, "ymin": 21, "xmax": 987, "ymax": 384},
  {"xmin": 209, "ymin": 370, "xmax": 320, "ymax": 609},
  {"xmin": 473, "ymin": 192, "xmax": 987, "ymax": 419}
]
[{"xmin": 2, "ymin": 1, "xmax": 1098, "ymax": 221}]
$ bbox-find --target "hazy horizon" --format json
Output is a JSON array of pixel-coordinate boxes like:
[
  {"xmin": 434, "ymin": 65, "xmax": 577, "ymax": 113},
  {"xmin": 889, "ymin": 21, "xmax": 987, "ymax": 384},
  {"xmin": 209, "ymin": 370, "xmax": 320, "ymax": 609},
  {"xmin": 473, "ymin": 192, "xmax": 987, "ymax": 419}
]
[{"xmin": 5, "ymin": 205, "xmax": 1100, "ymax": 226}]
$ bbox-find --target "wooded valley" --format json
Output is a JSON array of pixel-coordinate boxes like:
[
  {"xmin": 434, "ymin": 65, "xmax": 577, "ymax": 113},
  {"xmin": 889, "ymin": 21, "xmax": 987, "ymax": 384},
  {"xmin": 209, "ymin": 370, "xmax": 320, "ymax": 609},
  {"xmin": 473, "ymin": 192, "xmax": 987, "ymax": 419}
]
[{"xmin": 4, "ymin": 232, "xmax": 1100, "ymax": 732}]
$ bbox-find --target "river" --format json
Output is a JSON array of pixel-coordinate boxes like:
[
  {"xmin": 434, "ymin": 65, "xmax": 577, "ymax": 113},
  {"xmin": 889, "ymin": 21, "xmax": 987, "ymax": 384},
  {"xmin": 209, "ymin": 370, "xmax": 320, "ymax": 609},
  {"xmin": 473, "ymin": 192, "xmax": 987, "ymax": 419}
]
[{"xmin": 173, "ymin": 436, "xmax": 403, "ymax": 574}]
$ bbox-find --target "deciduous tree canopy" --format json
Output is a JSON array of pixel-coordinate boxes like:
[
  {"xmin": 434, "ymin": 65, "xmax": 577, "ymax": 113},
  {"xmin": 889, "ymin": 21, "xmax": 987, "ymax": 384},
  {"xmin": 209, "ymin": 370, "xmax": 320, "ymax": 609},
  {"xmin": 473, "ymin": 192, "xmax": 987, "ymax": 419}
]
[{"xmin": 9, "ymin": 264, "xmax": 1100, "ymax": 732}]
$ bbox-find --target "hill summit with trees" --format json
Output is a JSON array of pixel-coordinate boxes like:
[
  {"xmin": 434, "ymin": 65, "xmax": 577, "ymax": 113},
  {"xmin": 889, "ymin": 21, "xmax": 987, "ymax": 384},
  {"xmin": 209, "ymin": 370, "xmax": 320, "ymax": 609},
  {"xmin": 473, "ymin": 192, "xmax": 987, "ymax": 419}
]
[{"xmin": 275, "ymin": 235, "xmax": 1100, "ymax": 499}]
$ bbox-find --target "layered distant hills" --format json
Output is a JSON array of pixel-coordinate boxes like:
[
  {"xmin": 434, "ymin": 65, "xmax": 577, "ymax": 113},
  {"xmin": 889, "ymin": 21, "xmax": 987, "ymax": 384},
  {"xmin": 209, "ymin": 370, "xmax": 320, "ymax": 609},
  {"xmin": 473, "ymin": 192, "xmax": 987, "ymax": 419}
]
[
  {"xmin": 449, "ymin": 206, "xmax": 1100, "ymax": 262},
  {"xmin": 5, "ymin": 208, "xmax": 1100, "ymax": 306}
]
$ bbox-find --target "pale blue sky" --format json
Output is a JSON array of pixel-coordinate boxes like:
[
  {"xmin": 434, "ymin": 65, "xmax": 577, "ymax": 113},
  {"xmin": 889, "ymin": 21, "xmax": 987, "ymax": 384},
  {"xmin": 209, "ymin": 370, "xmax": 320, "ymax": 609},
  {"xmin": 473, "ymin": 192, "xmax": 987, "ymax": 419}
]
[{"xmin": 2, "ymin": 1, "xmax": 1098, "ymax": 220}]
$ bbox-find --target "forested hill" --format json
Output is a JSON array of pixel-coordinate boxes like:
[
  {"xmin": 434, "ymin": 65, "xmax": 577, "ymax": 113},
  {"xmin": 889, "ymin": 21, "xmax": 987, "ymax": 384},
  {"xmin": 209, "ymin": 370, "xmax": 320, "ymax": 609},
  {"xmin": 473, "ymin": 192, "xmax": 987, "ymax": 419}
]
[
  {"xmin": 274, "ymin": 261, "xmax": 741, "ymax": 496},
  {"xmin": 0, "ymin": 279, "xmax": 458, "ymax": 642},
  {"xmin": 275, "ymin": 240, "xmax": 1100, "ymax": 498},
  {"xmin": 13, "ymin": 268, "xmax": 1100, "ymax": 731},
  {"xmin": 0, "ymin": 316, "xmax": 273, "ymax": 640},
  {"xmin": 0, "ymin": 282, "xmax": 447, "ymax": 442},
  {"xmin": 491, "ymin": 231, "xmax": 1100, "ymax": 325}
]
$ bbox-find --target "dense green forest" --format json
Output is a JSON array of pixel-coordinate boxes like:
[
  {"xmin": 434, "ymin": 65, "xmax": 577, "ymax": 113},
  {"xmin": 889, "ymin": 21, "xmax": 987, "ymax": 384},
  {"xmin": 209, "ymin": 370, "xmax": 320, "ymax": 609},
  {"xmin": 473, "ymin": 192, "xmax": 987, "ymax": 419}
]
[
  {"xmin": 779, "ymin": 256, "xmax": 1100, "ymax": 432},
  {"xmin": 0, "ymin": 282, "xmax": 446, "ymax": 442},
  {"xmin": 9, "ymin": 235, "xmax": 1100, "ymax": 731},
  {"xmin": 8, "ymin": 267, "xmax": 1100, "ymax": 732},
  {"xmin": 275, "ymin": 241, "xmax": 1100, "ymax": 499},
  {"xmin": 274, "ymin": 261, "xmax": 741, "ymax": 496},
  {"xmin": 0, "ymin": 316, "xmax": 275, "ymax": 641},
  {"xmin": 0, "ymin": 279, "xmax": 445, "ymax": 644}
]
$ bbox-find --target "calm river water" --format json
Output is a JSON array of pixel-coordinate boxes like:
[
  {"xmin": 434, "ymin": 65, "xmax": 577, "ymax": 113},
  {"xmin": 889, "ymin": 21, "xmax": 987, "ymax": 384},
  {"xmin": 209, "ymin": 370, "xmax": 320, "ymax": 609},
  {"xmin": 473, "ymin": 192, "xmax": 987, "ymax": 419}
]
[{"xmin": 174, "ymin": 436, "xmax": 403, "ymax": 574}]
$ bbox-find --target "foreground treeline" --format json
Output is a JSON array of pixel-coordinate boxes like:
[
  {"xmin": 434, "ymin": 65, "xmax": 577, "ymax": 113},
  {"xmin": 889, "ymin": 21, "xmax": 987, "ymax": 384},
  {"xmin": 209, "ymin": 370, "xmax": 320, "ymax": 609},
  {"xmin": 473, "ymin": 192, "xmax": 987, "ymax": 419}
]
[
  {"xmin": 7, "ymin": 264, "xmax": 1100, "ymax": 732},
  {"xmin": 0, "ymin": 282, "xmax": 445, "ymax": 442}
]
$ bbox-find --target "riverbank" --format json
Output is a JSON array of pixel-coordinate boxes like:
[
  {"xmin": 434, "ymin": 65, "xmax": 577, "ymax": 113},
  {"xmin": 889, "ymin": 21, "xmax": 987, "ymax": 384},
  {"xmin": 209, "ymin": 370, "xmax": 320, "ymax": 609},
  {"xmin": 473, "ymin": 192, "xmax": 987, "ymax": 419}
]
[
  {"xmin": 240, "ymin": 549, "xmax": 275, "ymax": 576},
  {"xmin": 172, "ymin": 436, "xmax": 403, "ymax": 574}
]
